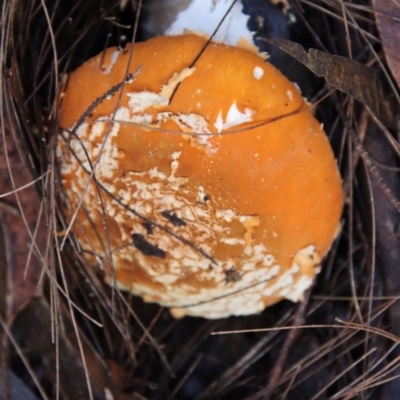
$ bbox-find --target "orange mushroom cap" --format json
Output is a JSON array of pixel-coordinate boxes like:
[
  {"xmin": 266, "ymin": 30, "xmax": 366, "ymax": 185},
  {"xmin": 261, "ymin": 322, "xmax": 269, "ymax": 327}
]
[{"xmin": 58, "ymin": 34, "xmax": 343, "ymax": 319}]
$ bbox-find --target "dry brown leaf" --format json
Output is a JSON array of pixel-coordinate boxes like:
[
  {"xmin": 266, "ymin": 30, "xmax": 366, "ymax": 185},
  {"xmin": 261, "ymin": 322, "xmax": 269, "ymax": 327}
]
[
  {"xmin": 0, "ymin": 125, "xmax": 45, "ymax": 320},
  {"xmin": 364, "ymin": 122, "xmax": 400, "ymax": 398},
  {"xmin": 270, "ymin": 38, "xmax": 399, "ymax": 130},
  {"xmin": 373, "ymin": 0, "xmax": 400, "ymax": 89}
]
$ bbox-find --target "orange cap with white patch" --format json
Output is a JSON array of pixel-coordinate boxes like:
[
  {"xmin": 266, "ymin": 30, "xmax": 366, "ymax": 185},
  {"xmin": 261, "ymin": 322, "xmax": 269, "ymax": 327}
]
[{"xmin": 58, "ymin": 34, "xmax": 342, "ymax": 318}]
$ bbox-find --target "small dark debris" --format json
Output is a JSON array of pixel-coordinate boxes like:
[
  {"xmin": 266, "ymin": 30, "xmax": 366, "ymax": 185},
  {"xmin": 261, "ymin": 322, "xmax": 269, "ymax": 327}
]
[
  {"xmin": 142, "ymin": 221, "xmax": 154, "ymax": 235},
  {"xmin": 132, "ymin": 233, "xmax": 166, "ymax": 259},
  {"xmin": 161, "ymin": 210, "xmax": 187, "ymax": 227},
  {"xmin": 225, "ymin": 267, "xmax": 242, "ymax": 284}
]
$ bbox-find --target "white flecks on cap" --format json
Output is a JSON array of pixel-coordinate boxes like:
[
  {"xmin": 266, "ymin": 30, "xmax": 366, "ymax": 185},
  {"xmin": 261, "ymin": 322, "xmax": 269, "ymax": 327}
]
[
  {"xmin": 214, "ymin": 102, "xmax": 253, "ymax": 133},
  {"xmin": 89, "ymin": 121, "xmax": 106, "ymax": 141},
  {"xmin": 126, "ymin": 68, "xmax": 195, "ymax": 113},
  {"xmin": 102, "ymin": 49, "xmax": 121, "ymax": 74},
  {"xmin": 253, "ymin": 66, "xmax": 264, "ymax": 80},
  {"xmin": 175, "ymin": 113, "xmax": 209, "ymax": 134},
  {"xmin": 127, "ymin": 91, "xmax": 169, "ymax": 113},
  {"xmin": 220, "ymin": 237, "xmax": 246, "ymax": 246},
  {"xmin": 160, "ymin": 67, "xmax": 196, "ymax": 100},
  {"xmin": 171, "ymin": 114, "xmax": 218, "ymax": 154}
]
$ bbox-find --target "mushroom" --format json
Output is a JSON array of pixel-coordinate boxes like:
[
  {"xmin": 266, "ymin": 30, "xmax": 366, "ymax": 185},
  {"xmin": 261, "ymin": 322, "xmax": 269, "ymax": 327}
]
[{"xmin": 57, "ymin": 34, "xmax": 343, "ymax": 319}]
